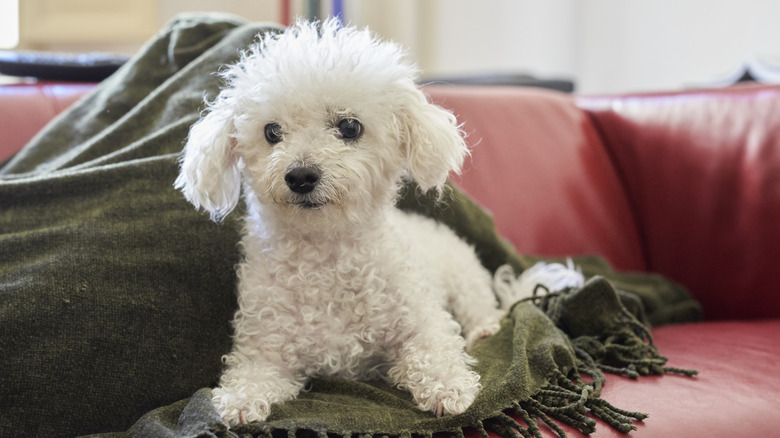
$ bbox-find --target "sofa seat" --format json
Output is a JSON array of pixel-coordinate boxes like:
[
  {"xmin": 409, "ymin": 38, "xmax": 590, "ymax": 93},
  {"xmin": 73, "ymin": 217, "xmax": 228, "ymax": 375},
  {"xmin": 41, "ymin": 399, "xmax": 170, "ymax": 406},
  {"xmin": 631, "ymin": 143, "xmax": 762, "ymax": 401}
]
[
  {"xmin": 492, "ymin": 319, "xmax": 780, "ymax": 437},
  {"xmin": 591, "ymin": 320, "xmax": 780, "ymax": 437}
]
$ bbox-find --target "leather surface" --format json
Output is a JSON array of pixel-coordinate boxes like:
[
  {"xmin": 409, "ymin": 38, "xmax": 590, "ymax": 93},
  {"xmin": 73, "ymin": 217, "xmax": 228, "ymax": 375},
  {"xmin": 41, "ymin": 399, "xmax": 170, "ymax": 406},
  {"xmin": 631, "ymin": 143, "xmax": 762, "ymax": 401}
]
[
  {"xmin": 488, "ymin": 320, "xmax": 780, "ymax": 437},
  {"xmin": 426, "ymin": 86, "xmax": 647, "ymax": 272},
  {"xmin": 425, "ymin": 85, "xmax": 780, "ymax": 437},
  {"xmin": 577, "ymin": 84, "xmax": 780, "ymax": 320},
  {"xmin": 0, "ymin": 83, "xmax": 92, "ymax": 163},
  {"xmin": 597, "ymin": 319, "xmax": 780, "ymax": 437}
]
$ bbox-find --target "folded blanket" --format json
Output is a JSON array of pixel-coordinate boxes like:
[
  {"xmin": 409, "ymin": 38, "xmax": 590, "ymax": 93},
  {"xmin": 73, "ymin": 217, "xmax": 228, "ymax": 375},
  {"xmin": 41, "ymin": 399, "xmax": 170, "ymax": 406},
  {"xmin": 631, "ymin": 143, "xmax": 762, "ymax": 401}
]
[{"xmin": 0, "ymin": 14, "xmax": 700, "ymax": 438}]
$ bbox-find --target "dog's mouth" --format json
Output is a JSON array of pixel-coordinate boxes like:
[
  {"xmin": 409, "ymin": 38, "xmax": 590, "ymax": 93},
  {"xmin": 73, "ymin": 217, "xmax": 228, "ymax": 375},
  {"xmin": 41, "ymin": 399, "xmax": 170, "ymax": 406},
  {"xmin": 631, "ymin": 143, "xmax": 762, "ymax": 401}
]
[
  {"xmin": 288, "ymin": 194, "xmax": 330, "ymax": 210},
  {"xmin": 296, "ymin": 200, "xmax": 325, "ymax": 210}
]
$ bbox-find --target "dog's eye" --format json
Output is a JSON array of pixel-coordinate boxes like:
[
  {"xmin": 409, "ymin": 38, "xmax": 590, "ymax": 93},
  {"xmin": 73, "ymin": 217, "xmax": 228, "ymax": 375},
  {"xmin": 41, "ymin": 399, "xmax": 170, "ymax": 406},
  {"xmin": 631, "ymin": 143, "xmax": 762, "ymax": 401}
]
[
  {"xmin": 264, "ymin": 123, "xmax": 283, "ymax": 145},
  {"xmin": 337, "ymin": 118, "xmax": 363, "ymax": 141}
]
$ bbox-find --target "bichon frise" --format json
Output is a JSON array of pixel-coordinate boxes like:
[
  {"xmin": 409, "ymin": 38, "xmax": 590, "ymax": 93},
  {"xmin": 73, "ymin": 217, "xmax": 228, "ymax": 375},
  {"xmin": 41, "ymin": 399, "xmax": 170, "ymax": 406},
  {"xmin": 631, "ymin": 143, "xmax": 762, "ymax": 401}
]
[{"xmin": 175, "ymin": 19, "xmax": 505, "ymax": 426}]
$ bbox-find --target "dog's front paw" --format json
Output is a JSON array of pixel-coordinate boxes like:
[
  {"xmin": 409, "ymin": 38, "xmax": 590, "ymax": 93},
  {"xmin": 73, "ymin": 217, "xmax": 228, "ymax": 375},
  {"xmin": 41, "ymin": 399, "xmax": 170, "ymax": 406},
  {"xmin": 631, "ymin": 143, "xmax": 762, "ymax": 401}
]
[
  {"xmin": 428, "ymin": 379, "xmax": 480, "ymax": 417},
  {"xmin": 413, "ymin": 369, "xmax": 481, "ymax": 417},
  {"xmin": 212, "ymin": 386, "xmax": 270, "ymax": 427}
]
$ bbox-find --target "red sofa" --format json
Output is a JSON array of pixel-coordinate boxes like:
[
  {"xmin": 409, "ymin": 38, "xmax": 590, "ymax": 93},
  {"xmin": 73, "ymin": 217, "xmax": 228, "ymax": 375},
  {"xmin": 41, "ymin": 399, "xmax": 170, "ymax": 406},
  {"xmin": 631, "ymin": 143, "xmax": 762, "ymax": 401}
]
[{"xmin": 2, "ymin": 82, "xmax": 779, "ymax": 437}]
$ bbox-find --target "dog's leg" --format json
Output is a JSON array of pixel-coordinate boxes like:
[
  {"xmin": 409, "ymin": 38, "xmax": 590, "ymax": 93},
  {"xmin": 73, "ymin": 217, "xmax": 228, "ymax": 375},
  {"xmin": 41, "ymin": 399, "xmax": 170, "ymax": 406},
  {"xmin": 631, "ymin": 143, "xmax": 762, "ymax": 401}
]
[
  {"xmin": 460, "ymin": 305, "xmax": 505, "ymax": 351},
  {"xmin": 443, "ymin": 255, "xmax": 505, "ymax": 350},
  {"xmin": 212, "ymin": 353, "xmax": 305, "ymax": 426},
  {"xmin": 386, "ymin": 308, "xmax": 482, "ymax": 417}
]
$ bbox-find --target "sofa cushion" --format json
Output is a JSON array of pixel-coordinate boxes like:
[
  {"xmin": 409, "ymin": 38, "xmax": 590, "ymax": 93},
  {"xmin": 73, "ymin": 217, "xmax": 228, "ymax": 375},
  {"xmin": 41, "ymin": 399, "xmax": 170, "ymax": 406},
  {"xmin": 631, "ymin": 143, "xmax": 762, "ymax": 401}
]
[
  {"xmin": 510, "ymin": 319, "xmax": 780, "ymax": 438},
  {"xmin": 0, "ymin": 83, "xmax": 93, "ymax": 162},
  {"xmin": 582, "ymin": 320, "xmax": 780, "ymax": 437},
  {"xmin": 578, "ymin": 85, "xmax": 780, "ymax": 320},
  {"xmin": 426, "ymin": 86, "xmax": 646, "ymax": 272}
]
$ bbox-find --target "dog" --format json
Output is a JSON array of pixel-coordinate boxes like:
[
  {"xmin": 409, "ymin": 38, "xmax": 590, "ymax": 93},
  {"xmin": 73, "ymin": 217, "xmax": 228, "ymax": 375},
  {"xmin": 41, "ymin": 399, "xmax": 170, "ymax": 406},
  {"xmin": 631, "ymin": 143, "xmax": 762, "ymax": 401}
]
[{"xmin": 175, "ymin": 19, "xmax": 505, "ymax": 426}]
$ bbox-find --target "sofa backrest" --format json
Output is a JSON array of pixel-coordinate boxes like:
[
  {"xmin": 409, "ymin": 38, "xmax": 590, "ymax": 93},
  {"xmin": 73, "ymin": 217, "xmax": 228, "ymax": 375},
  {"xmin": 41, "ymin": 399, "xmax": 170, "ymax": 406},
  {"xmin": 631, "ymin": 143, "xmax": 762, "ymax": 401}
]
[
  {"xmin": 427, "ymin": 84, "xmax": 780, "ymax": 321},
  {"xmin": 425, "ymin": 86, "xmax": 647, "ymax": 272},
  {"xmin": 0, "ymin": 83, "xmax": 93, "ymax": 163},
  {"xmin": 5, "ymin": 82, "xmax": 778, "ymax": 320},
  {"xmin": 577, "ymin": 84, "xmax": 780, "ymax": 320}
]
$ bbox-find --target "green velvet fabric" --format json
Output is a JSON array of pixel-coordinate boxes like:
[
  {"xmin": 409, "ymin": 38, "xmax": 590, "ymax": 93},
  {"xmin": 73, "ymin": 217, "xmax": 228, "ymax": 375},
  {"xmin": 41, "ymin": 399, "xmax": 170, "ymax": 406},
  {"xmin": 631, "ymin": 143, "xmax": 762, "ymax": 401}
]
[{"xmin": 0, "ymin": 14, "xmax": 700, "ymax": 438}]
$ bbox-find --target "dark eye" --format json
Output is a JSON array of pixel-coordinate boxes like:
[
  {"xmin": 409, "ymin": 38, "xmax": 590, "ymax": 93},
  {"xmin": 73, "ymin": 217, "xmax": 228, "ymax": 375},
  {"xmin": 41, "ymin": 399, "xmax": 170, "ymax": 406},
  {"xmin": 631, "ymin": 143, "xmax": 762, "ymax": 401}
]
[
  {"xmin": 337, "ymin": 118, "xmax": 363, "ymax": 141},
  {"xmin": 264, "ymin": 123, "xmax": 283, "ymax": 145}
]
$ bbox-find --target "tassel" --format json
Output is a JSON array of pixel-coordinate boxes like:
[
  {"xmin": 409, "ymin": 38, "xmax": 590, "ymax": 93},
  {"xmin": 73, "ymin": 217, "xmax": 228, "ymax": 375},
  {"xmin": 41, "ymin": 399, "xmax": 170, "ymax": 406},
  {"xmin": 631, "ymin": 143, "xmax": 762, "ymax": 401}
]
[{"xmin": 493, "ymin": 260, "xmax": 584, "ymax": 309}]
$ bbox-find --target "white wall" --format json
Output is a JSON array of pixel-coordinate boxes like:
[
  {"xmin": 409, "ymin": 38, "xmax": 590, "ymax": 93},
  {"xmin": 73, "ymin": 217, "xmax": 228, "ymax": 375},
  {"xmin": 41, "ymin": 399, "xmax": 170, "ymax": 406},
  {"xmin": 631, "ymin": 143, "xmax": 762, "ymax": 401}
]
[
  {"xmin": 11, "ymin": 0, "xmax": 780, "ymax": 94},
  {"xmin": 158, "ymin": 0, "xmax": 280, "ymax": 25},
  {"xmin": 425, "ymin": 0, "xmax": 577, "ymax": 80},
  {"xmin": 573, "ymin": 0, "xmax": 780, "ymax": 93},
  {"xmin": 348, "ymin": 0, "xmax": 780, "ymax": 94},
  {"xmin": 347, "ymin": 0, "xmax": 577, "ymax": 81}
]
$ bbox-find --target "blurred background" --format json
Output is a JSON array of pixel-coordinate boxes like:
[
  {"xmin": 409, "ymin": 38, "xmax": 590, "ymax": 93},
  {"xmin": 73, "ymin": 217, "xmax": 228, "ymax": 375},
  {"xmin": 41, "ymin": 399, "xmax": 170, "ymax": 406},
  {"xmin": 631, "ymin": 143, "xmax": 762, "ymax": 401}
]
[{"xmin": 1, "ymin": 0, "xmax": 780, "ymax": 94}]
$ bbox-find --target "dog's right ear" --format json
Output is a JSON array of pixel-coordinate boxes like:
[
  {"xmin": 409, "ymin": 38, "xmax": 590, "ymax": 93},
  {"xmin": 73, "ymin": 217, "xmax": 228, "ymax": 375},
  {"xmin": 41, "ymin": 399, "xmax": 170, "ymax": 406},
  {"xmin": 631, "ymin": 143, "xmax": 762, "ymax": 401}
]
[{"xmin": 174, "ymin": 103, "xmax": 241, "ymax": 222}]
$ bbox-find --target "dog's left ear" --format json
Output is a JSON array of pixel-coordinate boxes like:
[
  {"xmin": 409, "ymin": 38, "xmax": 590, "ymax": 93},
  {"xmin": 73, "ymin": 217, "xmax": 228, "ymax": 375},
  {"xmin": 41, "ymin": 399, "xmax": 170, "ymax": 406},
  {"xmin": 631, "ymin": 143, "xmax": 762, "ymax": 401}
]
[{"xmin": 399, "ymin": 88, "xmax": 469, "ymax": 192}]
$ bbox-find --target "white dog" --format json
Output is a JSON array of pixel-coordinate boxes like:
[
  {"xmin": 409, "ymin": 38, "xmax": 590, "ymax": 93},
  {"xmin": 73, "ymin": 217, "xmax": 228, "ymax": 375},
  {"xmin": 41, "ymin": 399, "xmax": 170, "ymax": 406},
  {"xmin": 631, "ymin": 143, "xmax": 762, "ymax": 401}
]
[{"xmin": 175, "ymin": 19, "xmax": 505, "ymax": 426}]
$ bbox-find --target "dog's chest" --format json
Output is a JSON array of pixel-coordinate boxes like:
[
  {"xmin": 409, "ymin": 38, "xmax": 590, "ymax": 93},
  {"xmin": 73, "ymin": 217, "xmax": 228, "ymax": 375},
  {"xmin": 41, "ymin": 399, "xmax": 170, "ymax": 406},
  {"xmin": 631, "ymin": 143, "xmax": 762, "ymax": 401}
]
[
  {"xmin": 244, "ymin": 241, "xmax": 407, "ymax": 375},
  {"xmin": 279, "ymin": 252, "xmax": 393, "ymax": 327}
]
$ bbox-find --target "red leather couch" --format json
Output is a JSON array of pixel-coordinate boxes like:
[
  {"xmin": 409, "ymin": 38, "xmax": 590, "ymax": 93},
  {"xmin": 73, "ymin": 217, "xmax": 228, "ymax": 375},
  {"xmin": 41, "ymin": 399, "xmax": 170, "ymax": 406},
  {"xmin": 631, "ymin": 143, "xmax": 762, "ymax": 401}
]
[{"xmin": 2, "ymin": 82, "xmax": 779, "ymax": 437}]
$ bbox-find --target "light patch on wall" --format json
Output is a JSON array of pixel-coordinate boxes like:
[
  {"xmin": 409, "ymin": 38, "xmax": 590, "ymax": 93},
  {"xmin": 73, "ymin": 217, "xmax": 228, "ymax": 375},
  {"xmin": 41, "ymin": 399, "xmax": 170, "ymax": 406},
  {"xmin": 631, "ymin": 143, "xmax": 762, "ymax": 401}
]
[{"xmin": 0, "ymin": 0, "xmax": 20, "ymax": 49}]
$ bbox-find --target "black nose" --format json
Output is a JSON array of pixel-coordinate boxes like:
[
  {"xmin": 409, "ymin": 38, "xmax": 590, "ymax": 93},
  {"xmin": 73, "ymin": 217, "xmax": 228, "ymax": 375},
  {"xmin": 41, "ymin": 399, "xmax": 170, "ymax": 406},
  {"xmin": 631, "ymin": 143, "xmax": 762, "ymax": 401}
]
[{"xmin": 285, "ymin": 166, "xmax": 321, "ymax": 194}]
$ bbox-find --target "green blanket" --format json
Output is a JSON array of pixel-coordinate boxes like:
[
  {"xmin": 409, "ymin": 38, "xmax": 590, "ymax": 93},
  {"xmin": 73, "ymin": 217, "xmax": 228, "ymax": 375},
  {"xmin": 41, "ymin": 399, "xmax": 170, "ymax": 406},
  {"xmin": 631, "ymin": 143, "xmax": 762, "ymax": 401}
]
[{"xmin": 0, "ymin": 14, "xmax": 700, "ymax": 438}]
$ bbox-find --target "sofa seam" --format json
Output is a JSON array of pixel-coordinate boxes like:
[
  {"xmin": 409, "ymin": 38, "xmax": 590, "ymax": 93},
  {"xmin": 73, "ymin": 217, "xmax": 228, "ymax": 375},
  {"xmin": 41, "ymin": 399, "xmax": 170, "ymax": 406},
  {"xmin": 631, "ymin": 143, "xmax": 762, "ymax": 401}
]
[{"xmin": 579, "ymin": 106, "xmax": 652, "ymax": 271}]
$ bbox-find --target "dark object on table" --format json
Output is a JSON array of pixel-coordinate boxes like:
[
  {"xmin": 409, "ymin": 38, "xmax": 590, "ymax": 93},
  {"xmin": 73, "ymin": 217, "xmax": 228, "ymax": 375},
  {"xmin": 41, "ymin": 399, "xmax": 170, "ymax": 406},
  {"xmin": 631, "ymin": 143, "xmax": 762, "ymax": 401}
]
[
  {"xmin": 421, "ymin": 73, "xmax": 574, "ymax": 92},
  {"xmin": 0, "ymin": 50, "xmax": 130, "ymax": 82}
]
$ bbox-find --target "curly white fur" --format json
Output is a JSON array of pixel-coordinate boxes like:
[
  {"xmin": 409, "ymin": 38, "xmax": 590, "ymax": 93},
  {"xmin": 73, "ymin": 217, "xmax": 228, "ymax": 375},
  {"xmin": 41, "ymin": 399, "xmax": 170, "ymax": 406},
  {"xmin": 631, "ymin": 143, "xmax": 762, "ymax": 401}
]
[{"xmin": 175, "ymin": 19, "xmax": 504, "ymax": 426}]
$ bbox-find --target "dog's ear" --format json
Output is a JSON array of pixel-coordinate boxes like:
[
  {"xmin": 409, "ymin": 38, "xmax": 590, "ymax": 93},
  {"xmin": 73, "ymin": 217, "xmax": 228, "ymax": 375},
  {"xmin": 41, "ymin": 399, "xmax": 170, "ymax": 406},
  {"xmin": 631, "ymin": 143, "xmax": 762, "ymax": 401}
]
[
  {"xmin": 174, "ymin": 102, "xmax": 241, "ymax": 222},
  {"xmin": 399, "ymin": 88, "xmax": 469, "ymax": 193}
]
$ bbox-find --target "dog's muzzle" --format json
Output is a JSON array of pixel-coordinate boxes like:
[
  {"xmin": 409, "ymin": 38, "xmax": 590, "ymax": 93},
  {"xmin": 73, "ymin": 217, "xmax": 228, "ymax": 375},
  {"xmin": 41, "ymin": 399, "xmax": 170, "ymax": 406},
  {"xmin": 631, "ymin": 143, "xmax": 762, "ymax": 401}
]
[
  {"xmin": 284, "ymin": 165, "xmax": 326, "ymax": 209},
  {"xmin": 285, "ymin": 165, "xmax": 321, "ymax": 195}
]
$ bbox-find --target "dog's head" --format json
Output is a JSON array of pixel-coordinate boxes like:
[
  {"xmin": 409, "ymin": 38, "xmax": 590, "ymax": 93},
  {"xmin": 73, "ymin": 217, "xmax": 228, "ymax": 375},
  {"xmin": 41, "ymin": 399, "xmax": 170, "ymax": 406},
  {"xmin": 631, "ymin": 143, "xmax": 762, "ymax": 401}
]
[{"xmin": 175, "ymin": 19, "xmax": 468, "ymax": 225}]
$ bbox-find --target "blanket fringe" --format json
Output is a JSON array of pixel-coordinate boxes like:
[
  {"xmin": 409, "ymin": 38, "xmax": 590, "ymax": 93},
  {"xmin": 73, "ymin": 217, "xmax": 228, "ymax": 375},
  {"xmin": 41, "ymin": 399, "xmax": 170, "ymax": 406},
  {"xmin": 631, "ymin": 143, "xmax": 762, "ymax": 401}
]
[
  {"xmin": 571, "ymin": 322, "xmax": 698, "ymax": 380},
  {"xmin": 496, "ymin": 262, "xmax": 698, "ymax": 381},
  {"xmin": 480, "ymin": 263, "xmax": 700, "ymax": 438},
  {"xmin": 250, "ymin": 370, "xmax": 650, "ymax": 438},
  {"xmin": 474, "ymin": 369, "xmax": 647, "ymax": 438}
]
